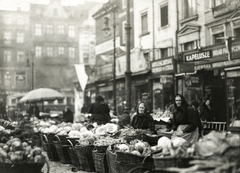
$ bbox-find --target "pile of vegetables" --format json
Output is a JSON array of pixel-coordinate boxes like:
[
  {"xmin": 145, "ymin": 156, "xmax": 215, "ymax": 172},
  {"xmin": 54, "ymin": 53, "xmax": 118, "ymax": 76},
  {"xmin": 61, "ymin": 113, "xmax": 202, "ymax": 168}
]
[{"xmin": 0, "ymin": 138, "xmax": 45, "ymax": 163}]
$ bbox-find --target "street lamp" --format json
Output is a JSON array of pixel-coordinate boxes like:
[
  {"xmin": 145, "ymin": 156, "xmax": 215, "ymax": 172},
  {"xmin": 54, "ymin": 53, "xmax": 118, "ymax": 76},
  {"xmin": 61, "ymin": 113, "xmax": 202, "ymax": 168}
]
[
  {"xmin": 125, "ymin": 0, "xmax": 132, "ymax": 113},
  {"xmin": 102, "ymin": 11, "xmax": 117, "ymax": 116},
  {"xmin": 26, "ymin": 51, "xmax": 34, "ymax": 90}
]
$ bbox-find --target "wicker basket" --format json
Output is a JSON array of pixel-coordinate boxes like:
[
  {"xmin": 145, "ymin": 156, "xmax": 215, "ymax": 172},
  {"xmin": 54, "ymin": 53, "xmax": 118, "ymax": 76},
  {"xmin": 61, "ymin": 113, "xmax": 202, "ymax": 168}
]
[
  {"xmin": 94, "ymin": 145, "xmax": 109, "ymax": 153},
  {"xmin": 125, "ymin": 134, "xmax": 143, "ymax": 143},
  {"xmin": 31, "ymin": 132, "xmax": 42, "ymax": 147},
  {"xmin": 74, "ymin": 145, "xmax": 95, "ymax": 172},
  {"xmin": 152, "ymin": 156, "xmax": 194, "ymax": 169},
  {"xmin": 92, "ymin": 149, "xmax": 109, "ymax": 173},
  {"xmin": 106, "ymin": 145, "xmax": 118, "ymax": 173},
  {"xmin": 116, "ymin": 151, "xmax": 154, "ymax": 173},
  {"xmin": 0, "ymin": 161, "xmax": 49, "ymax": 173},
  {"xmin": 42, "ymin": 134, "xmax": 59, "ymax": 161},
  {"xmin": 67, "ymin": 139, "xmax": 80, "ymax": 168},
  {"xmin": 156, "ymin": 131, "xmax": 172, "ymax": 139},
  {"xmin": 45, "ymin": 133, "xmax": 56, "ymax": 143},
  {"xmin": 53, "ymin": 135, "xmax": 72, "ymax": 164},
  {"xmin": 142, "ymin": 134, "xmax": 161, "ymax": 146}
]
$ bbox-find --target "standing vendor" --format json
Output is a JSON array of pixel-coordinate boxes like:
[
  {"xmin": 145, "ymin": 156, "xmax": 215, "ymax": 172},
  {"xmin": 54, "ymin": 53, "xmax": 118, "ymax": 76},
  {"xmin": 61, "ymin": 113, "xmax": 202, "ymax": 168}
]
[
  {"xmin": 170, "ymin": 94, "xmax": 199, "ymax": 144},
  {"xmin": 88, "ymin": 95, "xmax": 111, "ymax": 125}
]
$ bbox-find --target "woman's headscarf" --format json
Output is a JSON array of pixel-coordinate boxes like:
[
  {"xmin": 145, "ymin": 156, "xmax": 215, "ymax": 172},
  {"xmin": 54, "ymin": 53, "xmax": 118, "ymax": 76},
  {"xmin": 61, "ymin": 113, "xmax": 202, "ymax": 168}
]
[
  {"xmin": 136, "ymin": 101, "xmax": 148, "ymax": 115},
  {"xmin": 174, "ymin": 94, "xmax": 189, "ymax": 112}
]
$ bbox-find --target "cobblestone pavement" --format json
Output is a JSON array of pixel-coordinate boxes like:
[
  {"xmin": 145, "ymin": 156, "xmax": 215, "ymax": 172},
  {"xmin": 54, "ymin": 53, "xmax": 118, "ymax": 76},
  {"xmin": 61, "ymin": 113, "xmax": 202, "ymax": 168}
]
[{"xmin": 41, "ymin": 152, "xmax": 95, "ymax": 173}]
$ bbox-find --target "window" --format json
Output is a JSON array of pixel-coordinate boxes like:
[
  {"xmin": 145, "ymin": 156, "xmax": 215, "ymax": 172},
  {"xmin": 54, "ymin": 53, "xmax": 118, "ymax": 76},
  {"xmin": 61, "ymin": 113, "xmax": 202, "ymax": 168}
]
[
  {"xmin": 46, "ymin": 24, "xmax": 53, "ymax": 34},
  {"xmin": 69, "ymin": 47, "xmax": 75, "ymax": 59},
  {"xmin": 122, "ymin": 0, "xmax": 127, "ymax": 8},
  {"xmin": 35, "ymin": 23, "xmax": 42, "ymax": 36},
  {"xmin": 35, "ymin": 46, "xmax": 42, "ymax": 58},
  {"xmin": 58, "ymin": 47, "xmax": 64, "ymax": 55},
  {"xmin": 47, "ymin": 47, "xmax": 53, "ymax": 57},
  {"xmin": 53, "ymin": 9, "xmax": 58, "ymax": 16},
  {"xmin": 160, "ymin": 4, "xmax": 168, "ymax": 27},
  {"xmin": 15, "ymin": 71, "xmax": 26, "ymax": 88},
  {"xmin": 213, "ymin": 33, "xmax": 224, "ymax": 44},
  {"xmin": 17, "ymin": 32, "xmax": 24, "ymax": 43},
  {"xmin": 160, "ymin": 48, "xmax": 168, "ymax": 58},
  {"xmin": 141, "ymin": 12, "xmax": 148, "ymax": 34},
  {"xmin": 183, "ymin": 0, "xmax": 196, "ymax": 19},
  {"xmin": 234, "ymin": 28, "xmax": 240, "ymax": 41},
  {"xmin": 184, "ymin": 41, "xmax": 194, "ymax": 51},
  {"xmin": 68, "ymin": 25, "xmax": 75, "ymax": 37},
  {"xmin": 17, "ymin": 51, "xmax": 24, "ymax": 62},
  {"xmin": 17, "ymin": 15, "xmax": 23, "ymax": 25},
  {"xmin": 4, "ymin": 50, "xmax": 11, "ymax": 62},
  {"xmin": 4, "ymin": 14, "xmax": 11, "ymax": 24},
  {"xmin": 211, "ymin": 0, "xmax": 226, "ymax": 7},
  {"xmin": 58, "ymin": 25, "xmax": 64, "ymax": 34},
  {"xmin": 4, "ymin": 32, "xmax": 11, "ymax": 44}
]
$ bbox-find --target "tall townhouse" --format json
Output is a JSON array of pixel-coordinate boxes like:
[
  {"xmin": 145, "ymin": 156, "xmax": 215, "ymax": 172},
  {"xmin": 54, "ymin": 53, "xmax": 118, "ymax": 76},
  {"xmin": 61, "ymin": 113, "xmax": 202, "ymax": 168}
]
[
  {"xmin": 175, "ymin": 0, "xmax": 240, "ymax": 132},
  {"xmin": 92, "ymin": 0, "xmax": 135, "ymax": 115},
  {"xmin": 203, "ymin": 0, "xmax": 240, "ymax": 132},
  {"xmin": 29, "ymin": 0, "xmax": 99, "ymax": 111},
  {"xmin": 0, "ymin": 9, "xmax": 30, "ymax": 105}
]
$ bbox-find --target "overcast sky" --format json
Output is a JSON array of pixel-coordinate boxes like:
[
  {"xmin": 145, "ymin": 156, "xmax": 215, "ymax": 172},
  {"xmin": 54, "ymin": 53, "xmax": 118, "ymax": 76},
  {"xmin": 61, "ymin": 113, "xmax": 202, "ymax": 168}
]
[{"xmin": 0, "ymin": 0, "xmax": 108, "ymax": 10}]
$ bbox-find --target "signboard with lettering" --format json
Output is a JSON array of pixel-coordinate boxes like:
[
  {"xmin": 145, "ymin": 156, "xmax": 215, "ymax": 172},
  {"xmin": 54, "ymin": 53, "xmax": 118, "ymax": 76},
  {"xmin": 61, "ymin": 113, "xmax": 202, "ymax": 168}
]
[
  {"xmin": 151, "ymin": 57, "xmax": 174, "ymax": 74},
  {"xmin": 212, "ymin": 0, "xmax": 240, "ymax": 18},
  {"xmin": 179, "ymin": 63, "xmax": 195, "ymax": 73},
  {"xmin": 185, "ymin": 50, "xmax": 212, "ymax": 62}
]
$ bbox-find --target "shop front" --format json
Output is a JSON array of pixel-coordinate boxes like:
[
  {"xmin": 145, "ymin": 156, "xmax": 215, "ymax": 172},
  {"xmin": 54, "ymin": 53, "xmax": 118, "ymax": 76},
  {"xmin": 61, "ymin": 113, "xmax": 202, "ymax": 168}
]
[
  {"xmin": 150, "ymin": 57, "xmax": 175, "ymax": 113},
  {"xmin": 177, "ymin": 41, "xmax": 240, "ymax": 132}
]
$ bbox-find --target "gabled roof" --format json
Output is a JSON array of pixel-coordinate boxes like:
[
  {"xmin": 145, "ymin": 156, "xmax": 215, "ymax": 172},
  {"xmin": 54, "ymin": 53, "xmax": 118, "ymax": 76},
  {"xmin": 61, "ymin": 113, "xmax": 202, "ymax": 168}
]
[
  {"xmin": 229, "ymin": 9, "xmax": 240, "ymax": 20},
  {"xmin": 178, "ymin": 24, "xmax": 201, "ymax": 37}
]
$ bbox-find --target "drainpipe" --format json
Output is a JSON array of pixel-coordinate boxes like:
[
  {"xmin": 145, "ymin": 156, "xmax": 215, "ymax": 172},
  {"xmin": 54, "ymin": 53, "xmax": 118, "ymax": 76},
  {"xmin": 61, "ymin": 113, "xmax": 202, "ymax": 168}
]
[
  {"xmin": 151, "ymin": 0, "xmax": 155, "ymax": 109},
  {"xmin": 174, "ymin": 0, "xmax": 179, "ymax": 95}
]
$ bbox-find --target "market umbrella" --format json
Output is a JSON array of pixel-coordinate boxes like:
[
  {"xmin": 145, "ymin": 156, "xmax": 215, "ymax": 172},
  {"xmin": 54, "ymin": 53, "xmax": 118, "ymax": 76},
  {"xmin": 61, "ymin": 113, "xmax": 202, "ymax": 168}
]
[{"xmin": 19, "ymin": 88, "xmax": 65, "ymax": 103}]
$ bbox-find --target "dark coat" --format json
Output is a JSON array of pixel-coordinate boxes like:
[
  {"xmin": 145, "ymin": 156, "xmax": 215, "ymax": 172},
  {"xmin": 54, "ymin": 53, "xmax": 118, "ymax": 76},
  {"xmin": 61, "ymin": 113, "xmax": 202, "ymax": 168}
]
[
  {"xmin": 63, "ymin": 108, "xmax": 74, "ymax": 123},
  {"xmin": 199, "ymin": 103, "xmax": 213, "ymax": 121},
  {"xmin": 88, "ymin": 102, "xmax": 111, "ymax": 125},
  {"xmin": 131, "ymin": 113, "xmax": 155, "ymax": 133}
]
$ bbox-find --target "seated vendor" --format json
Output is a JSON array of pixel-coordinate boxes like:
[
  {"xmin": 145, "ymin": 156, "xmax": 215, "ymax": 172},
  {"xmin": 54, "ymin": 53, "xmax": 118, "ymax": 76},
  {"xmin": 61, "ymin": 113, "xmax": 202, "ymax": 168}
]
[{"xmin": 130, "ymin": 101, "xmax": 156, "ymax": 134}]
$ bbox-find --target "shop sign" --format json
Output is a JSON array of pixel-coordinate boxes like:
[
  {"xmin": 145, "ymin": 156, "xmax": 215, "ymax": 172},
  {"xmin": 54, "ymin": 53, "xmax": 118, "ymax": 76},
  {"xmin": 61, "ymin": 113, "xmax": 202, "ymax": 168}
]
[
  {"xmin": 212, "ymin": 44, "xmax": 240, "ymax": 57},
  {"xmin": 159, "ymin": 75, "xmax": 173, "ymax": 84},
  {"xmin": 151, "ymin": 58, "xmax": 174, "ymax": 74},
  {"xmin": 212, "ymin": 0, "xmax": 240, "ymax": 18},
  {"xmin": 185, "ymin": 50, "xmax": 212, "ymax": 62},
  {"xmin": 179, "ymin": 63, "xmax": 195, "ymax": 73},
  {"xmin": 194, "ymin": 64, "xmax": 212, "ymax": 71},
  {"xmin": 212, "ymin": 59, "xmax": 240, "ymax": 68}
]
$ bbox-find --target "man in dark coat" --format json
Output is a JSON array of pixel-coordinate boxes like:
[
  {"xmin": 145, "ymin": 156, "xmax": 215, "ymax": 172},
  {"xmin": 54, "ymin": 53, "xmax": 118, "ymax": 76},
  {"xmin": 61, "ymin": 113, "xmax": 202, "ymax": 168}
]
[{"xmin": 63, "ymin": 106, "xmax": 74, "ymax": 123}]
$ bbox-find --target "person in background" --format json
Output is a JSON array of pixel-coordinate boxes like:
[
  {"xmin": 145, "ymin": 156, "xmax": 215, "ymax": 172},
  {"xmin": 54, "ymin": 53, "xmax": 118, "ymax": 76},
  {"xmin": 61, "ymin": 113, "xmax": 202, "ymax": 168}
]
[
  {"xmin": 27, "ymin": 103, "xmax": 40, "ymax": 119},
  {"xmin": 62, "ymin": 106, "xmax": 74, "ymax": 123},
  {"xmin": 118, "ymin": 110, "xmax": 131, "ymax": 128},
  {"xmin": 81, "ymin": 103, "xmax": 88, "ymax": 114},
  {"xmin": 170, "ymin": 94, "xmax": 199, "ymax": 144},
  {"xmin": 199, "ymin": 95, "xmax": 214, "ymax": 121},
  {"xmin": 0, "ymin": 100, "xmax": 7, "ymax": 120},
  {"xmin": 88, "ymin": 95, "xmax": 111, "ymax": 125},
  {"xmin": 131, "ymin": 101, "xmax": 156, "ymax": 133},
  {"xmin": 190, "ymin": 100, "xmax": 203, "ymax": 137},
  {"xmin": 142, "ymin": 92, "xmax": 152, "ymax": 113}
]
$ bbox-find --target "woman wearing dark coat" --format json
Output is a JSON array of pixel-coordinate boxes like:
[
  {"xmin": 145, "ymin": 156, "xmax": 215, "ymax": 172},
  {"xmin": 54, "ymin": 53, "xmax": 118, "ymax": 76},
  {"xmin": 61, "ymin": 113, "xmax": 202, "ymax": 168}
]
[
  {"xmin": 63, "ymin": 106, "xmax": 74, "ymax": 123},
  {"xmin": 199, "ymin": 98, "xmax": 214, "ymax": 121},
  {"xmin": 171, "ymin": 94, "xmax": 199, "ymax": 144},
  {"xmin": 88, "ymin": 95, "xmax": 111, "ymax": 125},
  {"xmin": 130, "ymin": 101, "xmax": 156, "ymax": 133}
]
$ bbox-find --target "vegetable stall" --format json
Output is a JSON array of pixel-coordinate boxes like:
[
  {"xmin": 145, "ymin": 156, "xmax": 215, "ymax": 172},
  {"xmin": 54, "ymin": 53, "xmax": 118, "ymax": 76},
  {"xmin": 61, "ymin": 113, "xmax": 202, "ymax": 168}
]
[{"xmin": 1, "ymin": 117, "xmax": 240, "ymax": 173}]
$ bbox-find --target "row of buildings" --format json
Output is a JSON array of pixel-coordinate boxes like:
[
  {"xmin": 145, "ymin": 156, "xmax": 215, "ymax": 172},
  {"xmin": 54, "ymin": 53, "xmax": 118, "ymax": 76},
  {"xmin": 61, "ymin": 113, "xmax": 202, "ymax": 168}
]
[
  {"xmin": 86, "ymin": 0, "xmax": 240, "ymax": 132},
  {"xmin": 0, "ymin": 0, "xmax": 101, "ymax": 112}
]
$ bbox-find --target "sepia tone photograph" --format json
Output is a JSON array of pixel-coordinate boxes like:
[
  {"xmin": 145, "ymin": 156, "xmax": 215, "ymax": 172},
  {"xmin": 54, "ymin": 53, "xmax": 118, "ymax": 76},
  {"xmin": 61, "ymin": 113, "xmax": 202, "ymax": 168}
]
[{"xmin": 0, "ymin": 0, "xmax": 240, "ymax": 173}]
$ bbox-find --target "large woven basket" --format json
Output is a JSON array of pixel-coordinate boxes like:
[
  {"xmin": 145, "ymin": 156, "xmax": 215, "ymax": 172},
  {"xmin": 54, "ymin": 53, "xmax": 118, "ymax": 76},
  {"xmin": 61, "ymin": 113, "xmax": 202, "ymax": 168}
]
[
  {"xmin": 142, "ymin": 134, "xmax": 161, "ymax": 146},
  {"xmin": 0, "ymin": 161, "xmax": 49, "ymax": 173},
  {"xmin": 92, "ymin": 149, "xmax": 109, "ymax": 173},
  {"xmin": 116, "ymin": 151, "xmax": 154, "ymax": 173},
  {"xmin": 152, "ymin": 156, "xmax": 194, "ymax": 169},
  {"xmin": 67, "ymin": 139, "xmax": 80, "ymax": 168},
  {"xmin": 74, "ymin": 145, "xmax": 95, "ymax": 172},
  {"xmin": 42, "ymin": 134, "xmax": 59, "ymax": 161},
  {"xmin": 53, "ymin": 135, "xmax": 72, "ymax": 164},
  {"xmin": 125, "ymin": 134, "xmax": 143, "ymax": 143},
  {"xmin": 106, "ymin": 145, "xmax": 118, "ymax": 173}
]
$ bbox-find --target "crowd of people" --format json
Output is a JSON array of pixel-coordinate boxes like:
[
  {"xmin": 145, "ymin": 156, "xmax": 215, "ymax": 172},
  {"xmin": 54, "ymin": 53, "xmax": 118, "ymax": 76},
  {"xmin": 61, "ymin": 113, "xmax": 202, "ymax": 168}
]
[{"xmin": 0, "ymin": 92, "xmax": 215, "ymax": 145}]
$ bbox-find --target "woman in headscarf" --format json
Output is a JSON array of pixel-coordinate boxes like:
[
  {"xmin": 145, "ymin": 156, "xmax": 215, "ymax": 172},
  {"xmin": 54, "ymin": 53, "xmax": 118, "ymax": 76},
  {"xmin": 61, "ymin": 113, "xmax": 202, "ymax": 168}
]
[
  {"xmin": 171, "ymin": 94, "xmax": 199, "ymax": 144},
  {"xmin": 130, "ymin": 101, "xmax": 156, "ymax": 133},
  {"xmin": 88, "ymin": 95, "xmax": 111, "ymax": 125}
]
